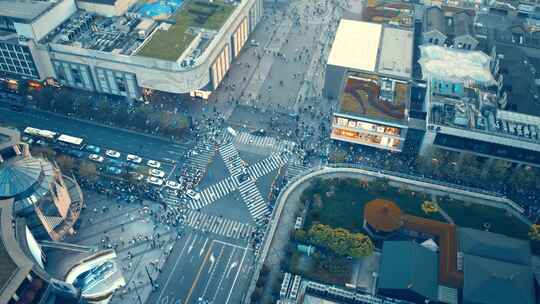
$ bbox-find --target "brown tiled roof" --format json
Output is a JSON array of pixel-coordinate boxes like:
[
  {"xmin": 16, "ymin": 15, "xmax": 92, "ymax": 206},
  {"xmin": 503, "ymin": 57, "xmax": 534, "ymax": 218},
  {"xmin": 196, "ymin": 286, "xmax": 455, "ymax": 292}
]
[{"xmin": 403, "ymin": 215, "xmax": 463, "ymax": 288}]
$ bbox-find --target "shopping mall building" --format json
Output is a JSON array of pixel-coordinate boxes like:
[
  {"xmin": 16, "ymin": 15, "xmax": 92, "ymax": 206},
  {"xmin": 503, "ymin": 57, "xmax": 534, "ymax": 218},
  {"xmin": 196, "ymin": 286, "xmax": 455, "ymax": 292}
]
[
  {"xmin": 0, "ymin": 0, "xmax": 263, "ymax": 99},
  {"xmin": 324, "ymin": 20, "xmax": 414, "ymax": 152}
]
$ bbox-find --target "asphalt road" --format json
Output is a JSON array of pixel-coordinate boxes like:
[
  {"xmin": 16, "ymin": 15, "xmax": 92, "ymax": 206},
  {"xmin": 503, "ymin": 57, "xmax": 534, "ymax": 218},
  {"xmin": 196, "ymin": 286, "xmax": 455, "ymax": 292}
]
[
  {"xmin": 149, "ymin": 232, "xmax": 252, "ymax": 304},
  {"xmin": 0, "ymin": 103, "xmax": 190, "ymax": 162}
]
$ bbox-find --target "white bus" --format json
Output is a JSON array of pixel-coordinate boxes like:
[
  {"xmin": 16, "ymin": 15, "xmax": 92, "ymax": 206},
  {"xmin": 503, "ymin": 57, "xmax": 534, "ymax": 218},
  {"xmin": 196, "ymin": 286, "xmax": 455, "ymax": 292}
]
[
  {"xmin": 57, "ymin": 134, "xmax": 84, "ymax": 148},
  {"xmin": 23, "ymin": 127, "xmax": 57, "ymax": 140}
]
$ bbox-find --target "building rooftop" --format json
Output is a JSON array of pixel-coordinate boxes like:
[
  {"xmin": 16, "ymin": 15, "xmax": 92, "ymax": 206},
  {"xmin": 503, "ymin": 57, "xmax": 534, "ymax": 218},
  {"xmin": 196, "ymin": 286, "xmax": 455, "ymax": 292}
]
[
  {"xmin": 377, "ymin": 27, "xmax": 413, "ymax": 79},
  {"xmin": 402, "ymin": 215, "xmax": 463, "ymax": 288},
  {"xmin": 136, "ymin": 0, "xmax": 236, "ymax": 61},
  {"xmin": 458, "ymin": 227, "xmax": 531, "ymax": 266},
  {"xmin": 462, "ymin": 254, "xmax": 535, "ymax": 304},
  {"xmin": 429, "ymin": 90, "xmax": 540, "ymax": 150},
  {"xmin": 77, "ymin": 0, "xmax": 116, "ymax": 4},
  {"xmin": 0, "ymin": 0, "xmax": 57, "ymax": 23},
  {"xmin": 418, "ymin": 45, "xmax": 496, "ymax": 85},
  {"xmin": 423, "ymin": 6, "xmax": 445, "ymax": 35},
  {"xmin": 338, "ymin": 76, "xmax": 409, "ymax": 125},
  {"xmin": 0, "ymin": 157, "xmax": 43, "ymax": 199},
  {"xmin": 327, "ymin": 19, "xmax": 382, "ymax": 72},
  {"xmin": 378, "ymin": 241, "xmax": 438, "ymax": 301}
]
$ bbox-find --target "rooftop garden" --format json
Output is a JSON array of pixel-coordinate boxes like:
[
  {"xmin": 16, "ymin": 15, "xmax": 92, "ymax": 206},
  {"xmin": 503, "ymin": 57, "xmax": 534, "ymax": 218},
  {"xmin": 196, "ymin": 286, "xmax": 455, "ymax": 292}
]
[
  {"xmin": 137, "ymin": 0, "xmax": 236, "ymax": 61},
  {"xmin": 339, "ymin": 76, "xmax": 408, "ymax": 123}
]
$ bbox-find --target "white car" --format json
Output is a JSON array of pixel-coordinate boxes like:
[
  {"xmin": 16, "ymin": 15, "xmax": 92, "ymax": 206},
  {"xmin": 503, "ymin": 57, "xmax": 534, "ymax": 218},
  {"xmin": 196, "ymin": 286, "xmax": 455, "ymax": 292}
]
[
  {"xmin": 187, "ymin": 189, "xmax": 200, "ymax": 200},
  {"xmin": 126, "ymin": 154, "xmax": 142, "ymax": 163},
  {"xmin": 147, "ymin": 160, "xmax": 161, "ymax": 168},
  {"xmin": 88, "ymin": 154, "xmax": 104, "ymax": 163},
  {"xmin": 149, "ymin": 168, "xmax": 165, "ymax": 178},
  {"xmin": 165, "ymin": 180, "xmax": 181, "ymax": 190},
  {"xmin": 146, "ymin": 176, "xmax": 163, "ymax": 186},
  {"xmin": 105, "ymin": 149, "xmax": 121, "ymax": 158}
]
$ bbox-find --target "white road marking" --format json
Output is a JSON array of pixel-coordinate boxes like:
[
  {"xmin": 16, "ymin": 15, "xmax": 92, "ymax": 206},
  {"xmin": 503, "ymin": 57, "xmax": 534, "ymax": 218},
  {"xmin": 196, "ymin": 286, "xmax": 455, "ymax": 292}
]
[
  {"xmin": 225, "ymin": 245, "xmax": 249, "ymax": 304},
  {"xmin": 157, "ymin": 234, "xmax": 193, "ymax": 302}
]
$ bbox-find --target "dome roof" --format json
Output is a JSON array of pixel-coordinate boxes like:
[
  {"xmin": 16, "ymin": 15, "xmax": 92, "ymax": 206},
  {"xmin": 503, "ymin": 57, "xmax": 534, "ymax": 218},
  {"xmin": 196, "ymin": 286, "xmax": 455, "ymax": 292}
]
[
  {"xmin": 0, "ymin": 157, "xmax": 42, "ymax": 198},
  {"xmin": 364, "ymin": 199, "xmax": 403, "ymax": 232}
]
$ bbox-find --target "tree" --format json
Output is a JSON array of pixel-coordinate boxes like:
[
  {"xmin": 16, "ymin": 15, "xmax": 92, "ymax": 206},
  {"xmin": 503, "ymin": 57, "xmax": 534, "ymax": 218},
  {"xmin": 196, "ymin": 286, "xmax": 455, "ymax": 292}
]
[
  {"xmin": 112, "ymin": 106, "xmax": 130, "ymax": 126},
  {"xmin": 308, "ymin": 224, "xmax": 334, "ymax": 246},
  {"xmin": 78, "ymin": 161, "xmax": 98, "ymax": 183},
  {"xmin": 456, "ymin": 152, "xmax": 482, "ymax": 184},
  {"xmin": 94, "ymin": 102, "xmax": 112, "ymax": 122},
  {"xmin": 509, "ymin": 166, "xmax": 536, "ymax": 193},
  {"xmin": 347, "ymin": 232, "xmax": 374, "ymax": 257},
  {"xmin": 367, "ymin": 178, "xmax": 390, "ymax": 194},
  {"xmin": 488, "ymin": 159, "xmax": 510, "ymax": 181},
  {"xmin": 55, "ymin": 90, "xmax": 75, "ymax": 114},
  {"xmin": 56, "ymin": 155, "xmax": 75, "ymax": 172},
  {"xmin": 35, "ymin": 87, "xmax": 55, "ymax": 111},
  {"xmin": 76, "ymin": 97, "xmax": 93, "ymax": 118}
]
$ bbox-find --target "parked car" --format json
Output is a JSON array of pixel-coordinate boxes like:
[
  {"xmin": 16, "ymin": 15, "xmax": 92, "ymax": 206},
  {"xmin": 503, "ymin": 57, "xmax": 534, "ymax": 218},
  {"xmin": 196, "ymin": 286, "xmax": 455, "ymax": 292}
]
[
  {"xmin": 105, "ymin": 149, "xmax": 121, "ymax": 158},
  {"xmin": 149, "ymin": 168, "xmax": 165, "ymax": 178},
  {"xmin": 165, "ymin": 180, "xmax": 181, "ymax": 190},
  {"xmin": 85, "ymin": 145, "xmax": 101, "ymax": 154},
  {"xmin": 126, "ymin": 154, "xmax": 142, "ymax": 164},
  {"xmin": 146, "ymin": 176, "xmax": 164, "ymax": 186},
  {"xmin": 147, "ymin": 160, "xmax": 161, "ymax": 168},
  {"xmin": 88, "ymin": 154, "xmax": 104, "ymax": 163}
]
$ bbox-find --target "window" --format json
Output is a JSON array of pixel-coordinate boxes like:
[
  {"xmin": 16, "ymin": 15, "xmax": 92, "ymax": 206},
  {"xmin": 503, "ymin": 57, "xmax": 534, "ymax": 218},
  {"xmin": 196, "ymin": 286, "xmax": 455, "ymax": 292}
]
[{"xmin": 71, "ymin": 68, "xmax": 82, "ymax": 85}]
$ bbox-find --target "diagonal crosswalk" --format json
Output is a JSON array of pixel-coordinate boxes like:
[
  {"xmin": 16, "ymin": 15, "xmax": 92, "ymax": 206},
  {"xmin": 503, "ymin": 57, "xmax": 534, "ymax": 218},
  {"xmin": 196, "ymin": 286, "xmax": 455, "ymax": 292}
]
[
  {"xmin": 219, "ymin": 142, "xmax": 245, "ymax": 176},
  {"xmin": 187, "ymin": 176, "xmax": 239, "ymax": 210},
  {"xmin": 182, "ymin": 209, "xmax": 255, "ymax": 240},
  {"xmin": 247, "ymin": 152, "xmax": 289, "ymax": 179},
  {"xmin": 238, "ymin": 179, "xmax": 270, "ymax": 221}
]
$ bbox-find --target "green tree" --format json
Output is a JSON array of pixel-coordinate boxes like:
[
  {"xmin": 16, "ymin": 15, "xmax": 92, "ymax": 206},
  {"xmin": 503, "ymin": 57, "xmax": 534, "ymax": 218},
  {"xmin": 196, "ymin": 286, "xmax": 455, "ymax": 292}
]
[
  {"xmin": 509, "ymin": 166, "xmax": 536, "ymax": 192},
  {"xmin": 76, "ymin": 98, "xmax": 93, "ymax": 118},
  {"xmin": 488, "ymin": 159, "xmax": 510, "ymax": 181},
  {"xmin": 457, "ymin": 152, "xmax": 482, "ymax": 183},
  {"xmin": 308, "ymin": 224, "xmax": 334, "ymax": 246},
  {"xmin": 78, "ymin": 161, "xmax": 98, "ymax": 183},
  {"xmin": 55, "ymin": 90, "xmax": 75, "ymax": 114},
  {"xmin": 348, "ymin": 232, "xmax": 374, "ymax": 257},
  {"xmin": 94, "ymin": 102, "xmax": 112, "ymax": 122},
  {"xmin": 35, "ymin": 87, "xmax": 55, "ymax": 111},
  {"xmin": 367, "ymin": 178, "xmax": 390, "ymax": 194}
]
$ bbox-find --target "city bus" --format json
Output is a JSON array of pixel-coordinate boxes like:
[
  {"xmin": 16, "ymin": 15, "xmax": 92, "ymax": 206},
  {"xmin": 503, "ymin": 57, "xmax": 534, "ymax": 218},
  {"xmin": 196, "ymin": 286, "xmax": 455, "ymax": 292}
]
[
  {"xmin": 57, "ymin": 134, "xmax": 85, "ymax": 149},
  {"xmin": 23, "ymin": 127, "xmax": 57, "ymax": 140}
]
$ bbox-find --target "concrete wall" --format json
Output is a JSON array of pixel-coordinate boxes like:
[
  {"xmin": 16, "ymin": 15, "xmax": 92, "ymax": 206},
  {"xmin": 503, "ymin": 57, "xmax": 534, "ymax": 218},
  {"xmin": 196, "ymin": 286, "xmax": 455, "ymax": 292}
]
[
  {"xmin": 14, "ymin": 0, "xmax": 77, "ymax": 42},
  {"xmin": 77, "ymin": 0, "xmax": 137, "ymax": 17},
  {"xmin": 324, "ymin": 64, "xmax": 345, "ymax": 99}
]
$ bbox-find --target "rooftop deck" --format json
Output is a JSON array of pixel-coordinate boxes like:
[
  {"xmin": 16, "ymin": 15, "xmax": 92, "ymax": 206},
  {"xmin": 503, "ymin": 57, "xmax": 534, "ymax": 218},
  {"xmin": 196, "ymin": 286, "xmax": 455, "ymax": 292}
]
[
  {"xmin": 338, "ymin": 76, "xmax": 409, "ymax": 124},
  {"xmin": 137, "ymin": 0, "xmax": 236, "ymax": 61}
]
